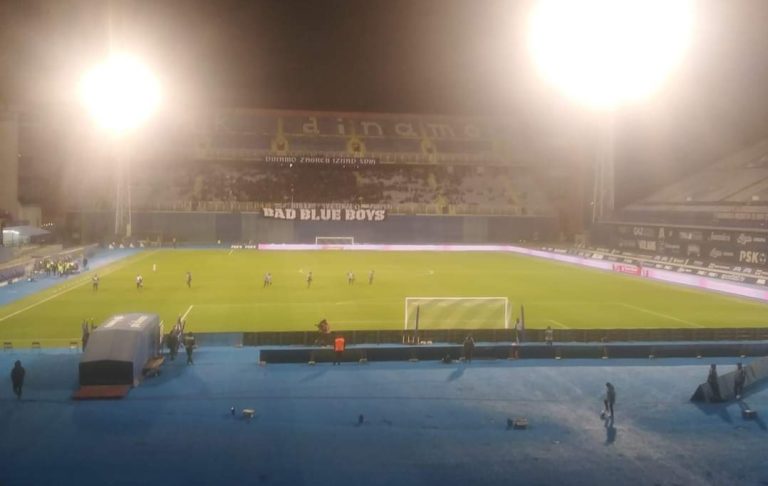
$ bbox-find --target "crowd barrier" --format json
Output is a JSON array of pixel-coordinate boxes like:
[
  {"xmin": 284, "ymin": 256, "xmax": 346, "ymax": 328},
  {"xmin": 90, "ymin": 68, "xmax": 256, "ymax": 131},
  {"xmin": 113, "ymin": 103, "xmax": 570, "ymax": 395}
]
[
  {"xmin": 243, "ymin": 328, "xmax": 768, "ymax": 347},
  {"xmin": 5, "ymin": 329, "xmax": 768, "ymax": 351},
  {"xmin": 259, "ymin": 341, "xmax": 768, "ymax": 364}
]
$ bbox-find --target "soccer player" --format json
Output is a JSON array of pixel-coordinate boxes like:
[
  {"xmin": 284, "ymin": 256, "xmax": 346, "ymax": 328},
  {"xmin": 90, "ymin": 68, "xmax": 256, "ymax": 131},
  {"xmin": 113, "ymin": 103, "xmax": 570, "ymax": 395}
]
[
  {"xmin": 368, "ymin": 269, "xmax": 374, "ymax": 285},
  {"xmin": 92, "ymin": 274, "xmax": 99, "ymax": 291},
  {"xmin": 136, "ymin": 274, "xmax": 143, "ymax": 290},
  {"xmin": 306, "ymin": 271, "xmax": 313, "ymax": 288},
  {"xmin": 263, "ymin": 272, "xmax": 272, "ymax": 288},
  {"xmin": 347, "ymin": 271, "xmax": 355, "ymax": 285},
  {"xmin": 186, "ymin": 271, "xmax": 192, "ymax": 288},
  {"xmin": 152, "ymin": 263, "xmax": 157, "ymax": 272}
]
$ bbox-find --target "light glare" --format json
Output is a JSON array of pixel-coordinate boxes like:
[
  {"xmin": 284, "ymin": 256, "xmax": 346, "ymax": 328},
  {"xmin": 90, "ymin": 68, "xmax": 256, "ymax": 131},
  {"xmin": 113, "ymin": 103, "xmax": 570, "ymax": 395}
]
[
  {"xmin": 81, "ymin": 55, "xmax": 160, "ymax": 133},
  {"xmin": 528, "ymin": 0, "xmax": 694, "ymax": 109}
]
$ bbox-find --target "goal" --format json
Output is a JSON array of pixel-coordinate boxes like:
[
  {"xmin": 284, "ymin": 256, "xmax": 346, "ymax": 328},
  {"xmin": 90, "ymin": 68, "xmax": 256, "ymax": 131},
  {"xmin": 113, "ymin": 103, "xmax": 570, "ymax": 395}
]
[
  {"xmin": 404, "ymin": 297, "xmax": 510, "ymax": 331},
  {"xmin": 315, "ymin": 236, "xmax": 355, "ymax": 245}
]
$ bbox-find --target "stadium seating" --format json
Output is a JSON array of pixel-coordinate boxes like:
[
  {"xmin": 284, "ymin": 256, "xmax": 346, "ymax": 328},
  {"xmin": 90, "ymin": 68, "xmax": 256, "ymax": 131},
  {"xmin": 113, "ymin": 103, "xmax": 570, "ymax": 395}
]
[
  {"xmin": 123, "ymin": 161, "xmax": 556, "ymax": 216},
  {"xmin": 618, "ymin": 137, "xmax": 768, "ymax": 228}
]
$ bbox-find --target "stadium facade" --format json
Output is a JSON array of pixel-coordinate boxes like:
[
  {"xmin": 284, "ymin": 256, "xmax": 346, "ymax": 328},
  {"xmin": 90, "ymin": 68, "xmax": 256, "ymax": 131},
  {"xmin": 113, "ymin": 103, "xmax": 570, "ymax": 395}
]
[{"xmin": 56, "ymin": 108, "xmax": 586, "ymax": 245}]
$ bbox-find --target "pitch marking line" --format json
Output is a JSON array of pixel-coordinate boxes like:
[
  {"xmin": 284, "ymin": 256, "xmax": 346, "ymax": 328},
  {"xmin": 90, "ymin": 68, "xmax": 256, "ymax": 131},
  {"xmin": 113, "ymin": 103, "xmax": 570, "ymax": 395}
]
[
  {"xmin": 619, "ymin": 303, "xmax": 700, "ymax": 327},
  {"xmin": 548, "ymin": 319, "xmax": 569, "ymax": 329},
  {"xmin": 0, "ymin": 251, "xmax": 158, "ymax": 323},
  {"xmin": 180, "ymin": 305, "xmax": 194, "ymax": 321},
  {"xmin": 228, "ymin": 249, "xmax": 234, "ymax": 255}
]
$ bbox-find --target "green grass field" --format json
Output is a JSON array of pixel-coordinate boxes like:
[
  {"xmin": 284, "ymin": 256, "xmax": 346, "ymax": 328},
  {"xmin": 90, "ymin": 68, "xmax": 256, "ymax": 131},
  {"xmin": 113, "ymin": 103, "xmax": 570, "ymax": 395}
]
[{"xmin": 0, "ymin": 249, "xmax": 766, "ymax": 345}]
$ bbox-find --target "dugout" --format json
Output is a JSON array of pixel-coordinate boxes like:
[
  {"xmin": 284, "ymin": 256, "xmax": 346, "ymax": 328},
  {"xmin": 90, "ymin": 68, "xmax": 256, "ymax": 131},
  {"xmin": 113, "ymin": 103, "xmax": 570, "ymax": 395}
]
[{"xmin": 79, "ymin": 313, "xmax": 163, "ymax": 387}]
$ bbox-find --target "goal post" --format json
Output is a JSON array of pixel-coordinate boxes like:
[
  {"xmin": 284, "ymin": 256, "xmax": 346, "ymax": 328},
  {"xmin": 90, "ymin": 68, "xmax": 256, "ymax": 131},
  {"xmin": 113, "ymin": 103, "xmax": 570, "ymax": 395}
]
[
  {"xmin": 404, "ymin": 297, "xmax": 510, "ymax": 331},
  {"xmin": 315, "ymin": 236, "xmax": 355, "ymax": 245}
]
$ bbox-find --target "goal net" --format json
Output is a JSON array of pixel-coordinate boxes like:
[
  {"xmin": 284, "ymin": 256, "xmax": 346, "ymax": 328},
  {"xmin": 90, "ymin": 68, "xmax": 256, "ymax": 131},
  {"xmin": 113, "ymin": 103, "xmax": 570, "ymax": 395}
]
[
  {"xmin": 404, "ymin": 297, "xmax": 510, "ymax": 331},
  {"xmin": 315, "ymin": 236, "xmax": 355, "ymax": 245}
]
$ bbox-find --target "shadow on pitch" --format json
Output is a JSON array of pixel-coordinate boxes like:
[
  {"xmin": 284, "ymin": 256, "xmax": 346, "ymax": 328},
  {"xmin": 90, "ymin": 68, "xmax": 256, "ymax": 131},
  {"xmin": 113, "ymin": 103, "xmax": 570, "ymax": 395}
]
[
  {"xmin": 692, "ymin": 400, "xmax": 734, "ymax": 424},
  {"xmin": 447, "ymin": 365, "xmax": 465, "ymax": 382},
  {"xmin": 300, "ymin": 368, "xmax": 329, "ymax": 382}
]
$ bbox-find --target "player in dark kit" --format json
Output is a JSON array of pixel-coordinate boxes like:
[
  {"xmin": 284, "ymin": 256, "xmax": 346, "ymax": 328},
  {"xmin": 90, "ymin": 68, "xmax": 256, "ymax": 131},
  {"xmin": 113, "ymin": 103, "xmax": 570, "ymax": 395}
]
[
  {"xmin": 186, "ymin": 271, "xmax": 192, "ymax": 288},
  {"xmin": 306, "ymin": 271, "xmax": 313, "ymax": 288}
]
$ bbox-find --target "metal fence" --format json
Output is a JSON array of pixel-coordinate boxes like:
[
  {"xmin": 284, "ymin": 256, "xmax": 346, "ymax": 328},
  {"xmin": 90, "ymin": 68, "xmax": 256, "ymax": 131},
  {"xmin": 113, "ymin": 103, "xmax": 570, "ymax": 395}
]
[{"xmin": 243, "ymin": 327, "xmax": 768, "ymax": 347}]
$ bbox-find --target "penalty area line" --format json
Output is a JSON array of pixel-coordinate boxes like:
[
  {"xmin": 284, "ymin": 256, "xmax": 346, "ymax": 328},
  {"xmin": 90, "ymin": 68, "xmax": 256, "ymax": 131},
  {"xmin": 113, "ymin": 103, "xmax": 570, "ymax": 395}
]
[
  {"xmin": 619, "ymin": 303, "xmax": 700, "ymax": 327},
  {"xmin": 548, "ymin": 319, "xmax": 569, "ymax": 329}
]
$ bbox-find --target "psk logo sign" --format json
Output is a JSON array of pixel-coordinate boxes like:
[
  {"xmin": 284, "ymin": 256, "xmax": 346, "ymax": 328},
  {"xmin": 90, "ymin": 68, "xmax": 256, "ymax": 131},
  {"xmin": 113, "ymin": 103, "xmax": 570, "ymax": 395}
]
[{"xmin": 739, "ymin": 250, "xmax": 767, "ymax": 265}]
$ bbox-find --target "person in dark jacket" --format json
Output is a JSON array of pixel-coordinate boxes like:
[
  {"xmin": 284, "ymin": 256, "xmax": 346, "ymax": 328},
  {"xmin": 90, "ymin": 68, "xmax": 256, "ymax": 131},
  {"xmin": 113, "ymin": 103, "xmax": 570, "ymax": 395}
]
[
  {"xmin": 707, "ymin": 364, "xmax": 721, "ymax": 402},
  {"xmin": 184, "ymin": 333, "xmax": 196, "ymax": 365},
  {"xmin": 463, "ymin": 335, "xmax": 475, "ymax": 363},
  {"xmin": 734, "ymin": 362, "xmax": 747, "ymax": 400},
  {"xmin": 11, "ymin": 360, "xmax": 25, "ymax": 399},
  {"xmin": 82, "ymin": 320, "xmax": 90, "ymax": 351},
  {"xmin": 601, "ymin": 382, "xmax": 616, "ymax": 419},
  {"xmin": 167, "ymin": 331, "xmax": 179, "ymax": 360}
]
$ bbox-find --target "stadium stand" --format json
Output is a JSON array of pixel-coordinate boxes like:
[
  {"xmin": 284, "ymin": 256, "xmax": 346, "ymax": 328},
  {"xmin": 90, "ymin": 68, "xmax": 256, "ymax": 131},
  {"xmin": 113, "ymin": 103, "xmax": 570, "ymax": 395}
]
[
  {"xmin": 597, "ymin": 137, "xmax": 768, "ymax": 268},
  {"xmin": 619, "ymin": 138, "xmax": 768, "ymax": 227},
  {"xmin": 125, "ymin": 162, "xmax": 554, "ymax": 216},
  {"xmin": 58, "ymin": 108, "xmax": 580, "ymax": 244}
]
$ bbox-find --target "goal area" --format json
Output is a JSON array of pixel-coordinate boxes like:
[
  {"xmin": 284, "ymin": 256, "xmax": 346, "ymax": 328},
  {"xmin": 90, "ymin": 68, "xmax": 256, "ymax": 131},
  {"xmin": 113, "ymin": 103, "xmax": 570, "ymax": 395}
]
[
  {"xmin": 315, "ymin": 236, "xmax": 355, "ymax": 245},
  {"xmin": 404, "ymin": 297, "xmax": 510, "ymax": 331}
]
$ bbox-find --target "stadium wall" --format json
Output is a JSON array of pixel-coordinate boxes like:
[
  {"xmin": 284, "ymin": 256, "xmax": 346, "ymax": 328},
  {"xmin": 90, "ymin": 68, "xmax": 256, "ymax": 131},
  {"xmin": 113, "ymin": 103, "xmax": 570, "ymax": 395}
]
[{"xmin": 71, "ymin": 211, "xmax": 557, "ymax": 244}]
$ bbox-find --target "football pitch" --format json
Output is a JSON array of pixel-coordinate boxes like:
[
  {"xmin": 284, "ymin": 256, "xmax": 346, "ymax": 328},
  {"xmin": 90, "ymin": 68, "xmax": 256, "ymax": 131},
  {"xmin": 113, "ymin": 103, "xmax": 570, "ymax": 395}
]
[{"xmin": 0, "ymin": 249, "xmax": 766, "ymax": 345}]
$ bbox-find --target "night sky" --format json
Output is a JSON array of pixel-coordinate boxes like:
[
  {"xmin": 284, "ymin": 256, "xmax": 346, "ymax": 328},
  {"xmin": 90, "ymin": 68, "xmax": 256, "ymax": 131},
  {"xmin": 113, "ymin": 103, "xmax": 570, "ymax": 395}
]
[
  {"xmin": 2, "ymin": 0, "xmax": 768, "ymax": 201},
  {"xmin": 0, "ymin": 0, "xmax": 538, "ymax": 113}
]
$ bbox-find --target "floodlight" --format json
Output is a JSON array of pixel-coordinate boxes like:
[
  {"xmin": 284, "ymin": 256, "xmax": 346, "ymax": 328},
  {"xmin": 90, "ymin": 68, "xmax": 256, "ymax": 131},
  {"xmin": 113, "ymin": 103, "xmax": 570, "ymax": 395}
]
[
  {"xmin": 80, "ymin": 54, "xmax": 160, "ymax": 133},
  {"xmin": 527, "ymin": 0, "xmax": 694, "ymax": 109}
]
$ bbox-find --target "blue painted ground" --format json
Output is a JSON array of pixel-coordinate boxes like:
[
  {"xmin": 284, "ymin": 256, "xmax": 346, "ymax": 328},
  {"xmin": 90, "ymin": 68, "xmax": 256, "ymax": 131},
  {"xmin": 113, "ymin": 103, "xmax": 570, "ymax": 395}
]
[
  {"xmin": 1, "ymin": 349, "xmax": 767, "ymax": 486},
  {"xmin": 0, "ymin": 248, "xmax": 140, "ymax": 307}
]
